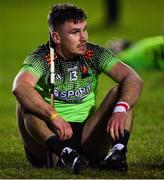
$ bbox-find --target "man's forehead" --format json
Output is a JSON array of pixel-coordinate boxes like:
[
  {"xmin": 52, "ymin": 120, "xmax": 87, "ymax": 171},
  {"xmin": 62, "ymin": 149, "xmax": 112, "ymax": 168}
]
[{"xmin": 62, "ymin": 20, "xmax": 87, "ymax": 29}]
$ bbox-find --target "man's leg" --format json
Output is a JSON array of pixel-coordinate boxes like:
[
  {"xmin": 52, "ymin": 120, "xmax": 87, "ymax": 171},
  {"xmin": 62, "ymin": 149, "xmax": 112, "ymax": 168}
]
[
  {"xmin": 17, "ymin": 104, "xmax": 88, "ymax": 173},
  {"xmin": 16, "ymin": 103, "xmax": 59, "ymax": 167},
  {"xmin": 81, "ymin": 85, "xmax": 133, "ymax": 164}
]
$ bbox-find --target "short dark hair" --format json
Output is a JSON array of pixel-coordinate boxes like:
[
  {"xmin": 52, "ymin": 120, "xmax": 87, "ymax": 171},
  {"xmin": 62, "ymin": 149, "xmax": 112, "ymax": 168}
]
[{"xmin": 48, "ymin": 3, "xmax": 87, "ymax": 32}]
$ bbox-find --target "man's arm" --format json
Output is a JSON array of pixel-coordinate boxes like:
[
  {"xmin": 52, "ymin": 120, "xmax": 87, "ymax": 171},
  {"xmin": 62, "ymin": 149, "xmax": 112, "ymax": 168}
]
[
  {"xmin": 13, "ymin": 71, "xmax": 55, "ymax": 119},
  {"xmin": 108, "ymin": 62, "xmax": 143, "ymax": 107},
  {"xmin": 106, "ymin": 62, "xmax": 143, "ymax": 140},
  {"xmin": 12, "ymin": 71, "xmax": 73, "ymax": 140}
]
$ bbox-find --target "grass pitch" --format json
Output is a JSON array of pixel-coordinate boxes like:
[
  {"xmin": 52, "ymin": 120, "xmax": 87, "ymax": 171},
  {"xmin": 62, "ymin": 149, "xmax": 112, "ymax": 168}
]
[{"xmin": 0, "ymin": 0, "xmax": 164, "ymax": 178}]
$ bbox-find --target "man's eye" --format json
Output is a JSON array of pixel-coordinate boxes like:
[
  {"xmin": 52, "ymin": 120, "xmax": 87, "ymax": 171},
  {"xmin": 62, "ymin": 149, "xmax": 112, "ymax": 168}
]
[{"xmin": 72, "ymin": 31, "xmax": 78, "ymax": 34}]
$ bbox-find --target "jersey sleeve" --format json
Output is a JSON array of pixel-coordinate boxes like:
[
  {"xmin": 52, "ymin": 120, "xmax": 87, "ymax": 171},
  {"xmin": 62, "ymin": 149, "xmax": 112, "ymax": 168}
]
[
  {"xmin": 94, "ymin": 46, "xmax": 121, "ymax": 74},
  {"xmin": 19, "ymin": 54, "xmax": 49, "ymax": 79}
]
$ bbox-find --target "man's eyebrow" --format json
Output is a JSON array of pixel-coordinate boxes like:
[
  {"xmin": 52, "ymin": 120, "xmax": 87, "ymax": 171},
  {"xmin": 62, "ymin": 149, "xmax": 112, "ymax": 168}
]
[
  {"xmin": 71, "ymin": 28, "xmax": 81, "ymax": 31},
  {"xmin": 71, "ymin": 25, "xmax": 88, "ymax": 32}
]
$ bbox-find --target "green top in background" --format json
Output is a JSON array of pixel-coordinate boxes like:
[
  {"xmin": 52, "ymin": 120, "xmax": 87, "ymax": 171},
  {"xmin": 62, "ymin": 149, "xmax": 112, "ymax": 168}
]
[{"xmin": 119, "ymin": 36, "xmax": 164, "ymax": 70}]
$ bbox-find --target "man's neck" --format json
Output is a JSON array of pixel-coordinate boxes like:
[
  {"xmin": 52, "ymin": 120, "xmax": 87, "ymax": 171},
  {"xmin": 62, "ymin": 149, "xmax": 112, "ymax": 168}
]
[{"xmin": 55, "ymin": 47, "xmax": 74, "ymax": 60}]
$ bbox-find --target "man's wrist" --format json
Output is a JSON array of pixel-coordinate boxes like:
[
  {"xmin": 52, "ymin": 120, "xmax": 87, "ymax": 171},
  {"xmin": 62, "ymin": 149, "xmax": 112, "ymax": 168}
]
[
  {"xmin": 50, "ymin": 112, "xmax": 59, "ymax": 121},
  {"xmin": 113, "ymin": 101, "xmax": 130, "ymax": 113}
]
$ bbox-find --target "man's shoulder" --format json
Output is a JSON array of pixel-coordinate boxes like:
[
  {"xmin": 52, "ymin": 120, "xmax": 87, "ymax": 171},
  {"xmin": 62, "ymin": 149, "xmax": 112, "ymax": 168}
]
[
  {"xmin": 29, "ymin": 42, "xmax": 49, "ymax": 57},
  {"xmin": 26, "ymin": 42, "xmax": 51, "ymax": 65},
  {"xmin": 86, "ymin": 42, "xmax": 107, "ymax": 57},
  {"xmin": 87, "ymin": 42, "xmax": 111, "ymax": 52},
  {"xmin": 87, "ymin": 42, "xmax": 103, "ymax": 50},
  {"xmin": 87, "ymin": 42, "xmax": 114, "ymax": 57}
]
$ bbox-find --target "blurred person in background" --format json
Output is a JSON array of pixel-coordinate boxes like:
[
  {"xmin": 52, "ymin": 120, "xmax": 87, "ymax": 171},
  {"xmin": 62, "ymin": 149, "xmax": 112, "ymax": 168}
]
[
  {"xmin": 106, "ymin": 36, "xmax": 164, "ymax": 70},
  {"xmin": 12, "ymin": 3, "xmax": 143, "ymax": 174},
  {"xmin": 105, "ymin": 0, "xmax": 121, "ymax": 26}
]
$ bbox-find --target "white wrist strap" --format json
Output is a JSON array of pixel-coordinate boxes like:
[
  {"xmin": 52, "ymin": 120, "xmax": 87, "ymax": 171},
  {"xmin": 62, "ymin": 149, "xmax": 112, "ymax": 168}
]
[{"xmin": 113, "ymin": 101, "xmax": 130, "ymax": 112}]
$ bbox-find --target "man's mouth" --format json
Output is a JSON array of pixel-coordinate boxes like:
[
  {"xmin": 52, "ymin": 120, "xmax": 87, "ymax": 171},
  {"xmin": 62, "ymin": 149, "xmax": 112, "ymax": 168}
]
[{"xmin": 78, "ymin": 43, "xmax": 87, "ymax": 48}]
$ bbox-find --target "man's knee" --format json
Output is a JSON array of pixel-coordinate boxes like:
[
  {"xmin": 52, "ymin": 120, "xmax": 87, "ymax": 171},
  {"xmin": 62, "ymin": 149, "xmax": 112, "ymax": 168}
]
[{"xmin": 23, "ymin": 113, "xmax": 41, "ymax": 135}]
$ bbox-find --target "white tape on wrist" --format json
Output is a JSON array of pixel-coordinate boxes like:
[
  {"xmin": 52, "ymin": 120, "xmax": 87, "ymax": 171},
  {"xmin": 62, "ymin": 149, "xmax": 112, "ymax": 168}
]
[{"xmin": 113, "ymin": 101, "xmax": 130, "ymax": 113}]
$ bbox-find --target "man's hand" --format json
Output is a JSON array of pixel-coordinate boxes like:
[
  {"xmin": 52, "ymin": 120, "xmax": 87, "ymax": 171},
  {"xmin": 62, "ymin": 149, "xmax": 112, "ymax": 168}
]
[
  {"xmin": 51, "ymin": 115, "xmax": 73, "ymax": 141},
  {"xmin": 107, "ymin": 112, "xmax": 127, "ymax": 141}
]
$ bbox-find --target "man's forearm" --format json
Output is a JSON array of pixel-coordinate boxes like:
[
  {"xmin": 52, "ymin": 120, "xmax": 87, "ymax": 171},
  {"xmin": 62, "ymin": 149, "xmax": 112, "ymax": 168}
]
[
  {"xmin": 12, "ymin": 83, "xmax": 55, "ymax": 122},
  {"xmin": 118, "ymin": 74, "xmax": 143, "ymax": 108}
]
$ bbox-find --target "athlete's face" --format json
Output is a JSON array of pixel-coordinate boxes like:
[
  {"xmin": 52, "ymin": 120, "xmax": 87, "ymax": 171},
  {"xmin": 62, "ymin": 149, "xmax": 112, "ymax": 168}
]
[{"xmin": 53, "ymin": 20, "xmax": 88, "ymax": 59}]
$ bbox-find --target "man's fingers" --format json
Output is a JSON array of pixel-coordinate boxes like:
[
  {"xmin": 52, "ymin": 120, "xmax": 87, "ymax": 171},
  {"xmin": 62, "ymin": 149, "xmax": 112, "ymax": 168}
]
[
  {"xmin": 59, "ymin": 127, "xmax": 65, "ymax": 140},
  {"xmin": 115, "ymin": 124, "xmax": 119, "ymax": 140},
  {"xmin": 107, "ymin": 113, "xmax": 127, "ymax": 141},
  {"xmin": 107, "ymin": 121, "xmax": 116, "ymax": 140},
  {"xmin": 68, "ymin": 126, "xmax": 73, "ymax": 138},
  {"xmin": 119, "ymin": 121, "xmax": 124, "ymax": 137},
  {"xmin": 60, "ymin": 123, "xmax": 73, "ymax": 140},
  {"xmin": 65, "ymin": 126, "xmax": 72, "ymax": 139},
  {"xmin": 110, "ymin": 127, "xmax": 115, "ymax": 141}
]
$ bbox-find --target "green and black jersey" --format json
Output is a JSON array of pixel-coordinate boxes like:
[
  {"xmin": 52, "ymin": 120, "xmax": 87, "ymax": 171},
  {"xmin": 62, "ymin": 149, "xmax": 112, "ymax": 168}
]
[{"xmin": 20, "ymin": 42, "xmax": 120, "ymax": 122}]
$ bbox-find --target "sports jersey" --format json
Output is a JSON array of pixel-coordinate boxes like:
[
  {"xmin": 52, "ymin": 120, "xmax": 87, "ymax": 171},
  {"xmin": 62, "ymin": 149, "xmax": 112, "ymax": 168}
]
[
  {"xmin": 20, "ymin": 42, "xmax": 120, "ymax": 122},
  {"xmin": 118, "ymin": 36, "xmax": 164, "ymax": 70}
]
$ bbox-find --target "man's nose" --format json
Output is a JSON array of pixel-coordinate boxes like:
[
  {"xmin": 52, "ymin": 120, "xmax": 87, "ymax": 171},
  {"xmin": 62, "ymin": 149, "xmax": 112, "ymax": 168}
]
[{"xmin": 80, "ymin": 31, "xmax": 86, "ymax": 41}]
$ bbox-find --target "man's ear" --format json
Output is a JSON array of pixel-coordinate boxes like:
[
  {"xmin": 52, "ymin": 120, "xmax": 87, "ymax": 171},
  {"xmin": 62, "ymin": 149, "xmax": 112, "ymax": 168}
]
[{"xmin": 51, "ymin": 32, "xmax": 61, "ymax": 45}]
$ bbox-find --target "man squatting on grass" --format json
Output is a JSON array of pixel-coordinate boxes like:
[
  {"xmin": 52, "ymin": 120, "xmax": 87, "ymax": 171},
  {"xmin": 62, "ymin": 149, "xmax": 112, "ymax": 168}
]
[{"xmin": 12, "ymin": 3, "xmax": 143, "ymax": 174}]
